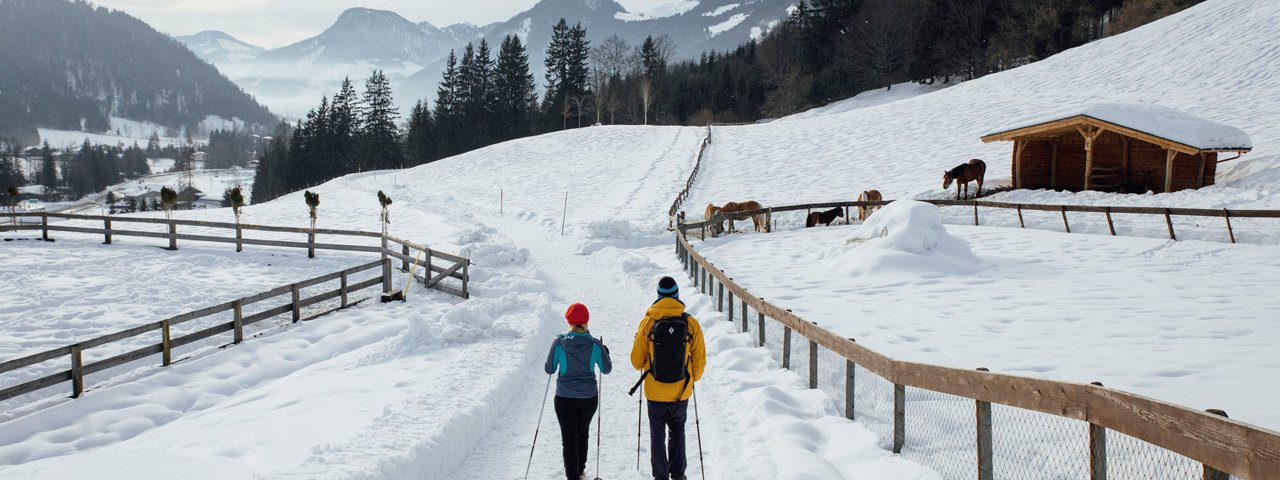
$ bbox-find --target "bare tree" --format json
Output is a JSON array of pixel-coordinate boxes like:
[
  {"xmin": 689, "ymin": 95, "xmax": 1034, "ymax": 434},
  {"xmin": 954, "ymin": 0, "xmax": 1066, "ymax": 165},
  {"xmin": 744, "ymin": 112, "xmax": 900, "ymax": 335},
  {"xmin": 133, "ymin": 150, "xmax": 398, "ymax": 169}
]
[
  {"xmin": 639, "ymin": 77, "xmax": 654, "ymax": 125},
  {"xmin": 853, "ymin": 0, "xmax": 917, "ymax": 90}
]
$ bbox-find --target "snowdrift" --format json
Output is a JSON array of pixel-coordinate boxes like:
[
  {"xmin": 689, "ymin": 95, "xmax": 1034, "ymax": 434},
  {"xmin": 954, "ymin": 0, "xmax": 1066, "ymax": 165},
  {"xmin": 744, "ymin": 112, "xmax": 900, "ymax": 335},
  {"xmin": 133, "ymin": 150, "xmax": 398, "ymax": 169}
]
[{"xmin": 825, "ymin": 201, "xmax": 981, "ymax": 277}]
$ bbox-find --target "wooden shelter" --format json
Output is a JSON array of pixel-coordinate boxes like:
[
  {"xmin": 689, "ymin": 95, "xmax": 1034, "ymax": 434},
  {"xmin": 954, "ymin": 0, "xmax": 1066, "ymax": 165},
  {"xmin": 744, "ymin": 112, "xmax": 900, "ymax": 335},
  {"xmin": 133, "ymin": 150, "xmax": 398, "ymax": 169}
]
[{"xmin": 981, "ymin": 103, "xmax": 1251, "ymax": 193}]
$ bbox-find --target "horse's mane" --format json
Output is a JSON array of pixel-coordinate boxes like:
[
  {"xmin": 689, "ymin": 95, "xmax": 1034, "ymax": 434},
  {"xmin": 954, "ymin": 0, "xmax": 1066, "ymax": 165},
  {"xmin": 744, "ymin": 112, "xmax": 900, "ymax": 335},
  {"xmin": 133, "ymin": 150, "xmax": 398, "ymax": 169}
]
[{"xmin": 947, "ymin": 164, "xmax": 968, "ymax": 177}]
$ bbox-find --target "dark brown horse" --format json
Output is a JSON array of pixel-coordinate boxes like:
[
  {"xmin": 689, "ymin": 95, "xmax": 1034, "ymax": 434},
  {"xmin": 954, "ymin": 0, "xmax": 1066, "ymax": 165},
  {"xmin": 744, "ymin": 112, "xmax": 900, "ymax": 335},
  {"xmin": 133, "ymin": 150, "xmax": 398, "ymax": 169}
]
[
  {"xmin": 943, "ymin": 159, "xmax": 986, "ymax": 200},
  {"xmin": 805, "ymin": 207, "xmax": 844, "ymax": 227}
]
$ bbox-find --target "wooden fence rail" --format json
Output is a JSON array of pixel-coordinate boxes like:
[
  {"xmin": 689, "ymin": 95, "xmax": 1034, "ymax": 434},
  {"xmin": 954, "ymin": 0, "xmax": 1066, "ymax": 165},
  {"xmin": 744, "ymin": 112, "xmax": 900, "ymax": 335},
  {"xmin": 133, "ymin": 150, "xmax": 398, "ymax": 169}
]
[
  {"xmin": 0, "ymin": 259, "xmax": 389, "ymax": 403},
  {"xmin": 678, "ymin": 199, "xmax": 1280, "ymax": 244},
  {"xmin": 0, "ymin": 212, "xmax": 470, "ymax": 298},
  {"xmin": 674, "ymin": 232, "xmax": 1280, "ymax": 479}
]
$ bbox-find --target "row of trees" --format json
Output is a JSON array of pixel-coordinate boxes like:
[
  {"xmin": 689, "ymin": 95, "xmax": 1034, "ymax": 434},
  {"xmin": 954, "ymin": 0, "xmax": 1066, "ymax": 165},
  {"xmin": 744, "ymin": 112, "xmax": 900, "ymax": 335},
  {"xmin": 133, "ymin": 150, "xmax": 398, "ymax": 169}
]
[{"xmin": 248, "ymin": 1, "xmax": 1201, "ymax": 206}]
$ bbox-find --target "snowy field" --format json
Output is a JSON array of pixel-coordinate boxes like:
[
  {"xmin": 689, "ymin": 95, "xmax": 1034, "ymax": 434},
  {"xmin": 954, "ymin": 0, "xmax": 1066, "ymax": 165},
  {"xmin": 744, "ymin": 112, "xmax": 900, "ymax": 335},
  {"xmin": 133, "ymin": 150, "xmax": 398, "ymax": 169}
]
[
  {"xmin": 688, "ymin": 0, "xmax": 1280, "ymax": 213},
  {"xmin": 694, "ymin": 202, "xmax": 1280, "ymax": 430}
]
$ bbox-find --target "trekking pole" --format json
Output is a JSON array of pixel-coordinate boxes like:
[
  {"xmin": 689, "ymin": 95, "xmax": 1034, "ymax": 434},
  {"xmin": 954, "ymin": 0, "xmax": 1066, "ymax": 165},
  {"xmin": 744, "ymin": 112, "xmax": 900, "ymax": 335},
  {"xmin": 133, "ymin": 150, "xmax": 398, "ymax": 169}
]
[
  {"xmin": 595, "ymin": 368, "xmax": 603, "ymax": 480},
  {"xmin": 636, "ymin": 388, "xmax": 642, "ymax": 471},
  {"xmin": 693, "ymin": 387, "xmax": 706, "ymax": 480},
  {"xmin": 524, "ymin": 373, "xmax": 554, "ymax": 480}
]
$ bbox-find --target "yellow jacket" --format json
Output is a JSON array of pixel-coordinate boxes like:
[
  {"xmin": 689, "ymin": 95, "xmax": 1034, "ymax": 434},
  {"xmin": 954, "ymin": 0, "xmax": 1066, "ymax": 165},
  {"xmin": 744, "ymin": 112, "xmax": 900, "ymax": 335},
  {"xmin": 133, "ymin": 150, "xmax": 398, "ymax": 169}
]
[{"xmin": 631, "ymin": 297, "xmax": 705, "ymax": 402}]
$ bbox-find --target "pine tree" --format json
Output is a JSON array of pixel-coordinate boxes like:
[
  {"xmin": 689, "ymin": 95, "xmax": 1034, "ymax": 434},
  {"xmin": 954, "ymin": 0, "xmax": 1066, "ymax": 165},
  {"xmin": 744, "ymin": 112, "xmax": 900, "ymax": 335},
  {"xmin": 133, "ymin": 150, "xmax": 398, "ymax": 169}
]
[
  {"xmin": 494, "ymin": 35, "xmax": 537, "ymax": 140},
  {"xmin": 328, "ymin": 78, "xmax": 361, "ymax": 175},
  {"xmin": 251, "ymin": 122, "xmax": 292, "ymax": 205},
  {"xmin": 404, "ymin": 100, "xmax": 435, "ymax": 166},
  {"xmin": 433, "ymin": 50, "xmax": 461, "ymax": 157},
  {"xmin": 359, "ymin": 70, "xmax": 404, "ymax": 170},
  {"xmin": 39, "ymin": 142, "xmax": 57, "ymax": 188},
  {"xmin": 543, "ymin": 19, "xmax": 572, "ymax": 128}
]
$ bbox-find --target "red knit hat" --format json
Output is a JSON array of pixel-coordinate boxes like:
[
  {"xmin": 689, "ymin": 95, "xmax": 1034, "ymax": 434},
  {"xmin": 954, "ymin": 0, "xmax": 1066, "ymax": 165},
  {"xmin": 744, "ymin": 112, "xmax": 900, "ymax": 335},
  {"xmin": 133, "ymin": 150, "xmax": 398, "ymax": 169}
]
[{"xmin": 565, "ymin": 303, "xmax": 590, "ymax": 326}]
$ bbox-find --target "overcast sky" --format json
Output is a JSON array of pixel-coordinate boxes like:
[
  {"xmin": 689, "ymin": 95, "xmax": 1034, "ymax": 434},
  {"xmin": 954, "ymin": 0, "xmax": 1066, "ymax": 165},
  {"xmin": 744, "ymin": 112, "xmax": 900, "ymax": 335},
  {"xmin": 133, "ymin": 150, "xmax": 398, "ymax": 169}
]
[{"xmin": 91, "ymin": 0, "xmax": 667, "ymax": 48}]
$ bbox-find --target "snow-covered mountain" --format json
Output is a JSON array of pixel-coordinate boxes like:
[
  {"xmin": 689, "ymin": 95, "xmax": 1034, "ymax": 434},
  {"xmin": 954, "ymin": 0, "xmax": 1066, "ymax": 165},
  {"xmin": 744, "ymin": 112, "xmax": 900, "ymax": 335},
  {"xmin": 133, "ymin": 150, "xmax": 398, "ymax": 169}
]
[
  {"xmin": 194, "ymin": 1, "xmax": 791, "ymax": 117},
  {"xmin": 175, "ymin": 30, "xmax": 264, "ymax": 64}
]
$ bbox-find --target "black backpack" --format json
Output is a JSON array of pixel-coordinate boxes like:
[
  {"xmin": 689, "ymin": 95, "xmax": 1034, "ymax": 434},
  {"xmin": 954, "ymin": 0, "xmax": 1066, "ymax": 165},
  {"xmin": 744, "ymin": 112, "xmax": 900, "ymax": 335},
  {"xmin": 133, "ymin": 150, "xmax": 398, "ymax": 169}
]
[
  {"xmin": 628, "ymin": 313, "xmax": 693, "ymax": 400},
  {"xmin": 649, "ymin": 313, "xmax": 692, "ymax": 383}
]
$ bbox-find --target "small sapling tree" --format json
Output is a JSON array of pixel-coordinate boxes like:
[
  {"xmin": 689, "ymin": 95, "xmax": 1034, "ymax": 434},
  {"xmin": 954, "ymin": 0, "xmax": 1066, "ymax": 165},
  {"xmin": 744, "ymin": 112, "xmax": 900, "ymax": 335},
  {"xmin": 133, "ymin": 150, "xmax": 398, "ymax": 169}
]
[
  {"xmin": 160, "ymin": 187, "xmax": 177, "ymax": 219},
  {"xmin": 377, "ymin": 190, "xmax": 393, "ymax": 235}
]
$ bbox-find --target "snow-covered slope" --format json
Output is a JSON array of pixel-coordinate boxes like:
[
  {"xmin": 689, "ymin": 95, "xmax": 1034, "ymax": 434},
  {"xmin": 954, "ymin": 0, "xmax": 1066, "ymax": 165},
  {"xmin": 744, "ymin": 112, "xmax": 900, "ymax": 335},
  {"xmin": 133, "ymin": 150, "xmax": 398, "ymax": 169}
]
[
  {"xmin": 688, "ymin": 0, "xmax": 1280, "ymax": 211},
  {"xmin": 175, "ymin": 31, "xmax": 263, "ymax": 64}
]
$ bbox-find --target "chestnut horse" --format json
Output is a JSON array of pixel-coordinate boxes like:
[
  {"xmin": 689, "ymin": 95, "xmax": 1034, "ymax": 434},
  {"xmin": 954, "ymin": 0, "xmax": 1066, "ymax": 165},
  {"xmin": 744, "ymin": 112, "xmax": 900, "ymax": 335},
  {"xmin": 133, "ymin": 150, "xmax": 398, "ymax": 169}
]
[
  {"xmin": 857, "ymin": 190, "xmax": 882, "ymax": 221},
  {"xmin": 943, "ymin": 159, "xmax": 986, "ymax": 200},
  {"xmin": 704, "ymin": 203, "xmax": 724, "ymax": 236},
  {"xmin": 722, "ymin": 200, "xmax": 769, "ymax": 233}
]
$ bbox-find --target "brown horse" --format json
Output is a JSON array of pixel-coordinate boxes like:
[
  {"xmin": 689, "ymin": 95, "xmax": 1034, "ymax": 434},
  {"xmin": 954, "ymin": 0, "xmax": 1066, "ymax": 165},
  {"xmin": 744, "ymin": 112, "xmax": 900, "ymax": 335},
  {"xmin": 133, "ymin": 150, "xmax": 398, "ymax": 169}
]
[
  {"xmin": 704, "ymin": 203, "xmax": 724, "ymax": 236},
  {"xmin": 943, "ymin": 159, "xmax": 986, "ymax": 200},
  {"xmin": 723, "ymin": 200, "xmax": 769, "ymax": 232},
  {"xmin": 857, "ymin": 190, "xmax": 882, "ymax": 221},
  {"xmin": 805, "ymin": 207, "xmax": 844, "ymax": 227}
]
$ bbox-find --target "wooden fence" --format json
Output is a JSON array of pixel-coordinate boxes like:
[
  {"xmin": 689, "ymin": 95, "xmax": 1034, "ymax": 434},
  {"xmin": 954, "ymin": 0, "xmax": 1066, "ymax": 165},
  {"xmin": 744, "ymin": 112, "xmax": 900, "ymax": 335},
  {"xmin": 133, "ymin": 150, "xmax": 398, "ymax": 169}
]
[
  {"xmin": 667, "ymin": 126, "xmax": 712, "ymax": 229},
  {"xmin": 0, "ymin": 259, "xmax": 390, "ymax": 402},
  {"xmin": 674, "ymin": 229, "xmax": 1280, "ymax": 478},
  {"xmin": 680, "ymin": 198, "xmax": 1280, "ymax": 244},
  {"xmin": 0, "ymin": 212, "xmax": 470, "ymax": 298}
]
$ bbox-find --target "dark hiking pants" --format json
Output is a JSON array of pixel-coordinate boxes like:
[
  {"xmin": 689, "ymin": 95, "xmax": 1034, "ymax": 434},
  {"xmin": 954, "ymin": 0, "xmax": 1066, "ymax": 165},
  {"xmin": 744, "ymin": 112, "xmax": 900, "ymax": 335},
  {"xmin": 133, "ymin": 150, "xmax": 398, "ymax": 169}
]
[
  {"xmin": 554, "ymin": 395, "xmax": 598, "ymax": 480},
  {"xmin": 647, "ymin": 399, "xmax": 689, "ymax": 480}
]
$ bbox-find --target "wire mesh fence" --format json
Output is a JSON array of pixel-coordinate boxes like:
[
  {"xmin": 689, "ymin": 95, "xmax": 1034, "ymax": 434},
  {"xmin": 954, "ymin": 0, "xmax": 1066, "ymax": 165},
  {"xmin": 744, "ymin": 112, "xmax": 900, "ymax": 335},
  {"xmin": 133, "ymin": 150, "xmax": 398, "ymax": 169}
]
[
  {"xmin": 1106, "ymin": 429, "xmax": 1202, "ymax": 480},
  {"xmin": 990, "ymin": 404, "xmax": 1090, "ymax": 480},
  {"xmin": 851, "ymin": 363, "xmax": 896, "ymax": 451},
  {"xmin": 897, "ymin": 386, "xmax": 980, "ymax": 479}
]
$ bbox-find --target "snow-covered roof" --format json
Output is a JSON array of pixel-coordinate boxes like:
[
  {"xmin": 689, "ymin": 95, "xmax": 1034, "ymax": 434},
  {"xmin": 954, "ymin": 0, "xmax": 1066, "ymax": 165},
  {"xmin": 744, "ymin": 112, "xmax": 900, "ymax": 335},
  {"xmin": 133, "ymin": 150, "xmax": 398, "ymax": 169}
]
[{"xmin": 983, "ymin": 103, "xmax": 1252, "ymax": 152}]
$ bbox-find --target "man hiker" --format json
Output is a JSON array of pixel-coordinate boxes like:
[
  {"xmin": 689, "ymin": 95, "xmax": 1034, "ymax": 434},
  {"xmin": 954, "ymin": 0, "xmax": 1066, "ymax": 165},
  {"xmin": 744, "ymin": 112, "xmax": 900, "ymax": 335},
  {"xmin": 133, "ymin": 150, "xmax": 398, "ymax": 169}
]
[
  {"xmin": 630, "ymin": 276, "xmax": 706, "ymax": 480},
  {"xmin": 545, "ymin": 303, "xmax": 612, "ymax": 480}
]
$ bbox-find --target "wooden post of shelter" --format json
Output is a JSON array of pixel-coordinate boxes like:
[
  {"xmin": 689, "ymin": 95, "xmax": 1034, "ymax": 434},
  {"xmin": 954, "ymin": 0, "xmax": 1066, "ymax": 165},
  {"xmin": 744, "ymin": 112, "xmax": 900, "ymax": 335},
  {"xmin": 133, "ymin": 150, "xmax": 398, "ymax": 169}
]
[
  {"xmin": 1198, "ymin": 153, "xmax": 1208, "ymax": 188},
  {"xmin": 1078, "ymin": 126, "xmax": 1103, "ymax": 191},
  {"xmin": 1051, "ymin": 141, "xmax": 1059, "ymax": 189},
  {"xmin": 1164, "ymin": 149, "xmax": 1177, "ymax": 193}
]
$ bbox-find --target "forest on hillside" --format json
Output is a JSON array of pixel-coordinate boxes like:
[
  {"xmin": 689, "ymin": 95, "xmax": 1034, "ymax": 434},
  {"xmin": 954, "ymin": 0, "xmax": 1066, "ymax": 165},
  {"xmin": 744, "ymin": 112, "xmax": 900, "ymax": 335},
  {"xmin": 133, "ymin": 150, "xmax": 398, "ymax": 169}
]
[{"xmin": 249, "ymin": 0, "xmax": 1204, "ymax": 205}]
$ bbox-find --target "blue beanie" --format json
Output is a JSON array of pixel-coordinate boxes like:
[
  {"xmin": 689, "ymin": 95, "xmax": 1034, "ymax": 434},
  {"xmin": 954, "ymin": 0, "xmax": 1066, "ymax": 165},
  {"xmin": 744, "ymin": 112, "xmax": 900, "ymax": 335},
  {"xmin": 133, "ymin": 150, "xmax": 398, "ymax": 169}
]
[{"xmin": 657, "ymin": 276, "xmax": 679, "ymax": 298}]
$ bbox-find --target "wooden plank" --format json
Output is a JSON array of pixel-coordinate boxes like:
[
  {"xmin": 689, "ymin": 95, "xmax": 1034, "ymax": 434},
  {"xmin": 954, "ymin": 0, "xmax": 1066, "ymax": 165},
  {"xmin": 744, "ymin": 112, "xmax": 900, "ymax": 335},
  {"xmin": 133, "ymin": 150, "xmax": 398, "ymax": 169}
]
[
  {"xmin": 241, "ymin": 303, "xmax": 293, "ymax": 326},
  {"xmin": 170, "ymin": 320, "xmax": 235, "ymax": 349},
  {"xmin": 1061, "ymin": 206, "xmax": 1071, "ymax": 233},
  {"xmin": 1224, "ymin": 209, "xmax": 1235, "ymax": 244},
  {"xmin": 1090, "ymin": 423, "xmax": 1107, "ymax": 480},
  {"xmin": 0, "ymin": 370, "xmax": 73, "ymax": 402},
  {"xmin": 238, "ymin": 285, "xmax": 294, "ymax": 307},
  {"xmin": 80, "ymin": 320, "xmax": 165, "ymax": 349},
  {"xmin": 1085, "ymin": 387, "xmax": 1280, "ymax": 479},
  {"xmin": 427, "ymin": 261, "xmax": 465, "ymax": 288},
  {"xmin": 977, "ymin": 394, "xmax": 994, "ymax": 480},
  {"xmin": 387, "ymin": 250, "xmax": 466, "ymax": 281},
  {"xmin": 1017, "ymin": 205, "xmax": 1025, "ymax": 228},
  {"xmin": 82, "ymin": 344, "xmax": 164, "ymax": 375},
  {"xmin": 0, "ymin": 345, "xmax": 73, "ymax": 374}
]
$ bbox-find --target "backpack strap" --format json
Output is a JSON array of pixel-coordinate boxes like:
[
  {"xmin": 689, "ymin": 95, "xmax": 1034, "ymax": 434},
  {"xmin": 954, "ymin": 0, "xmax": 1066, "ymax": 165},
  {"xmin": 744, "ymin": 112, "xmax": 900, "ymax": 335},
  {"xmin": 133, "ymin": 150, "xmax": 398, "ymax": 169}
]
[{"xmin": 628, "ymin": 369, "xmax": 649, "ymax": 396}]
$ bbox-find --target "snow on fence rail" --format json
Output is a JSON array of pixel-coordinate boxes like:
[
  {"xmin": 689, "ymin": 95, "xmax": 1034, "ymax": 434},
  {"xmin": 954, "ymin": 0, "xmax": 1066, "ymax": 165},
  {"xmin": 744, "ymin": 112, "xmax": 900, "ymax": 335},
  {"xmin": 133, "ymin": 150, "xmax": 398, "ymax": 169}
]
[
  {"xmin": 680, "ymin": 199, "xmax": 1280, "ymax": 245},
  {"xmin": 0, "ymin": 212, "xmax": 470, "ymax": 298},
  {"xmin": 673, "ymin": 231, "xmax": 1280, "ymax": 479},
  {"xmin": 0, "ymin": 259, "xmax": 388, "ymax": 403}
]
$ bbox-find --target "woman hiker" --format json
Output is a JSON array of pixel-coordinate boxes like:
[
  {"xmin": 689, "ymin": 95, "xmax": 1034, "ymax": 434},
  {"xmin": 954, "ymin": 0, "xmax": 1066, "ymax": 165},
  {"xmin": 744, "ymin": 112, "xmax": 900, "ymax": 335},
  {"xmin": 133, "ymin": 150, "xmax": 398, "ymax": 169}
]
[{"xmin": 545, "ymin": 303, "xmax": 613, "ymax": 480}]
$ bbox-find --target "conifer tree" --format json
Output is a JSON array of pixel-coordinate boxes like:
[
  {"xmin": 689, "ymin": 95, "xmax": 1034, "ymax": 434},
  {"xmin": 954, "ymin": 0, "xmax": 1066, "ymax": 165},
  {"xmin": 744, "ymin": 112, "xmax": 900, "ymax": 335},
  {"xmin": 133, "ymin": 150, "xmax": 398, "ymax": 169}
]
[
  {"xmin": 359, "ymin": 71, "xmax": 404, "ymax": 170},
  {"xmin": 39, "ymin": 142, "xmax": 57, "ymax": 188},
  {"xmin": 404, "ymin": 100, "xmax": 435, "ymax": 166},
  {"xmin": 494, "ymin": 35, "xmax": 537, "ymax": 140},
  {"xmin": 433, "ymin": 51, "xmax": 461, "ymax": 157}
]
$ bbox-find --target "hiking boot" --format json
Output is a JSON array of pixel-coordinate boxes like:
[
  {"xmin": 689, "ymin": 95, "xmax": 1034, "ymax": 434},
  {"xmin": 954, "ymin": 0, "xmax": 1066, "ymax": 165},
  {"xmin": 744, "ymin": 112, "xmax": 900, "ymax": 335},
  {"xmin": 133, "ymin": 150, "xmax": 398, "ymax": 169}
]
[{"xmin": 672, "ymin": 475, "xmax": 687, "ymax": 480}]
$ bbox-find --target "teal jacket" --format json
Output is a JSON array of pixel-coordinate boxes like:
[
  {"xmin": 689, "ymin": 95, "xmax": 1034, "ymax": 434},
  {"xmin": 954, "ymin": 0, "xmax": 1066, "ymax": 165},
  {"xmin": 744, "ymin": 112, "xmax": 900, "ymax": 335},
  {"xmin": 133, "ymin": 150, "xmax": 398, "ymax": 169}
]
[{"xmin": 545, "ymin": 332, "xmax": 612, "ymax": 398}]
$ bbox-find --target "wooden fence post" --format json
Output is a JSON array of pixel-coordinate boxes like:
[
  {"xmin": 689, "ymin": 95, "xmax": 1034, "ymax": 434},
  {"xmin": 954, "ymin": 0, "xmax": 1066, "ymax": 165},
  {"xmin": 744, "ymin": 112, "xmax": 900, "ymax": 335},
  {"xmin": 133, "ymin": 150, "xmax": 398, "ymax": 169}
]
[
  {"xmin": 378, "ymin": 259, "xmax": 389, "ymax": 293},
  {"xmin": 845, "ymin": 351, "xmax": 856, "ymax": 420},
  {"xmin": 808, "ymin": 334, "xmax": 818, "ymax": 389},
  {"xmin": 41, "ymin": 212, "xmax": 49, "ymax": 241},
  {"xmin": 462, "ymin": 261, "xmax": 470, "ymax": 299},
  {"xmin": 782, "ymin": 326, "xmax": 792, "ymax": 369},
  {"xmin": 291, "ymin": 284, "xmax": 301, "ymax": 322},
  {"xmin": 1061, "ymin": 206, "xmax": 1071, "ymax": 234},
  {"xmin": 717, "ymin": 277, "xmax": 724, "ymax": 312},
  {"xmin": 103, "ymin": 218, "xmax": 112, "ymax": 244},
  {"xmin": 161, "ymin": 320, "xmax": 172, "ymax": 366},
  {"xmin": 168, "ymin": 221, "xmax": 177, "ymax": 250},
  {"xmin": 235, "ymin": 223, "xmax": 243, "ymax": 252},
  {"xmin": 1089, "ymin": 382, "xmax": 1108, "ymax": 480},
  {"xmin": 1104, "ymin": 207, "xmax": 1116, "ymax": 236},
  {"xmin": 976, "ymin": 367, "xmax": 994, "ymax": 480},
  {"xmin": 757, "ymin": 308, "xmax": 765, "ymax": 347},
  {"xmin": 233, "ymin": 300, "xmax": 244, "ymax": 344},
  {"xmin": 340, "ymin": 271, "xmax": 349, "ymax": 308},
  {"xmin": 767, "ymin": 208, "xmax": 773, "ymax": 233},
  {"xmin": 402, "ymin": 245, "xmax": 410, "ymax": 271},
  {"xmin": 1202, "ymin": 409, "xmax": 1230, "ymax": 480},
  {"xmin": 1165, "ymin": 209, "xmax": 1176, "ymax": 241},
  {"xmin": 70, "ymin": 345, "xmax": 84, "ymax": 398},
  {"xmin": 1223, "ymin": 209, "xmax": 1236, "ymax": 244},
  {"xmin": 307, "ymin": 231, "xmax": 316, "ymax": 258},
  {"xmin": 893, "ymin": 383, "xmax": 906, "ymax": 454},
  {"xmin": 973, "ymin": 201, "xmax": 980, "ymax": 226},
  {"xmin": 741, "ymin": 299, "xmax": 748, "ymax": 332},
  {"xmin": 728, "ymin": 289, "xmax": 734, "ymax": 323},
  {"xmin": 1016, "ymin": 205, "xmax": 1025, "ymax": 228}
]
